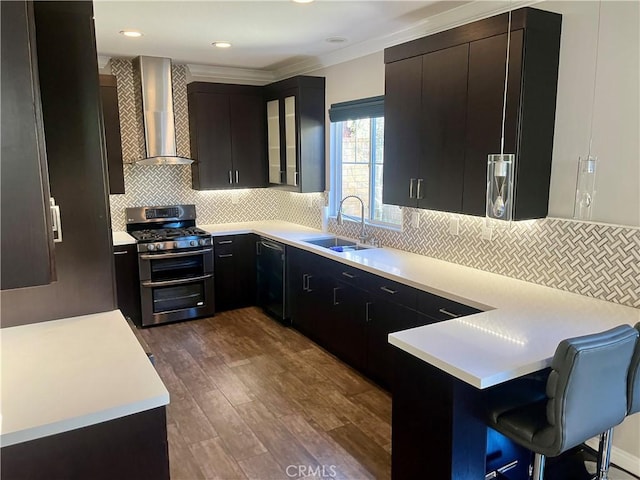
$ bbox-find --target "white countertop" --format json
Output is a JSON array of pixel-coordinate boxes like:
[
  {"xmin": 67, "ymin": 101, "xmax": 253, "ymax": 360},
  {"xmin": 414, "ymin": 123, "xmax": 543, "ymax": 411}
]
[
  {"xmin": 0, "ymin": 310, "xmax": 169, "ymax": 447},
  {"xmin": 112, "ymin": 231, "xmax": 136, "ymax": 246},
  {"xmin": 198, "ymin": 220, "xmax": 640, "ymax": 389}
]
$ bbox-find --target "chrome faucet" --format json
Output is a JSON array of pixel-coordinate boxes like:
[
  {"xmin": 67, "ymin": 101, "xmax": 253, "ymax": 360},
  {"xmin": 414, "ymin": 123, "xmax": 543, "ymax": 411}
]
[{"xmin": 336, "ymin": 195, "xmax": 372, "ymax": 244}]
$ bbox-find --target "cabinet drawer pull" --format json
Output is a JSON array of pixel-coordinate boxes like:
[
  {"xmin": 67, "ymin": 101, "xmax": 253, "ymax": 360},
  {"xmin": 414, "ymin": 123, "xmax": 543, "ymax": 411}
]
[
  {"xmin": 365, "ymin": 302, "xmax": 372, "ymax": 322},
  {"xmin": 438, "ymin": 308, "xmax": 461, "ymax": 318},
  {"xmin": 113, "ymin": 251, "xmax": 128, "ymax": 255},
  {"xmin": 333, "ymin": 287, "xmax": 340, "ymax": 306},
  {"xmin": 380, "ymin": 286, "xmax": 398, "ymax": 295},
  {"xmin": 417, "ymin": 178, "xmax": 424, "ymax": 200},
  {"xmin": 217, "ymin": 240, "xmax": 233, "ymax": 245},
  {"xmin": 218, "ymin": 253, "xmax": 233, "ymax": 258},
  {"xmin": 306, "ymin": 274, "xmax": 313, "ymax": 292},
  {"xmin": 409, "ymin": 178, "xmax": 416, "ymax": 199},
  {"xmin": 302, "ymin": 273, "xmax": 308, "ymax": 291},
  {"xmin": 341, "ymin": 271, "xmax": 355, "ymax": 279},
  {"xmin": 228, "ymin": 170, "xmax": 233, "ymax": 184},
  {"xmin": 235, "ymin": 170, "xmax": 239, "ymax": 184}
]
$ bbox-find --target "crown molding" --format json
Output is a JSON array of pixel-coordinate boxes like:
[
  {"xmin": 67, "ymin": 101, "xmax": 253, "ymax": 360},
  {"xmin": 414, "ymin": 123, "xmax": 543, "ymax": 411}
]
[
  {"xmin": 273, "ymin": 0, "xmax": 542, "ymax": 79},
  {"xmin": 186, "ymin": 64, "xmax": 276, "ymax": 86}
]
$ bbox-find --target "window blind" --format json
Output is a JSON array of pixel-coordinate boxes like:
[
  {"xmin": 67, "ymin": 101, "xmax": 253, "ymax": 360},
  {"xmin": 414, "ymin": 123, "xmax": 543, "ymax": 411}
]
[{"xmin": 328, "ymin": 95, "xmax": 384, "ymax": 123}]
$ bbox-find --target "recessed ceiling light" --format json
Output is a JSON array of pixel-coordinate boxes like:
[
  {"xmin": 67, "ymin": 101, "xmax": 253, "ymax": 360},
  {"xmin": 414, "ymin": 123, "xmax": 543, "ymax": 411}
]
[
  {"xmin": 212, "ymin": 41, "xmax": 232, "ymax": 49},
  {"xmin": 292, "ymin": 0, "xmax": 314, "ymax": 3},
  {"xmin": 119, "ymin": 30, "xmax": 143, "ymax": 38},
  {"xmin": 326, "ymin": 36, "xmax": 348, "ymax": 44}
]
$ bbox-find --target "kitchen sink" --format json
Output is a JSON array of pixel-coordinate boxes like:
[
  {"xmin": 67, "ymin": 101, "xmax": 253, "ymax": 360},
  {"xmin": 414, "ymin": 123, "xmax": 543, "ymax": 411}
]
[{"xmin": 303, "ymin": 237, "xmax": 375, "ymax": 251}]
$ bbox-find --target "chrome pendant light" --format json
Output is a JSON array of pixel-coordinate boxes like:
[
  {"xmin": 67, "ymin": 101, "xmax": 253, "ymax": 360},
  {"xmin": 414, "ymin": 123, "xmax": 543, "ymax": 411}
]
[
  {"xmin": 486, "ymin": 8, "xmax": 515, "ymax": 224},
  {"xmin": 573, "ymin": 1, "xmax": 602, "ymax": 221}
]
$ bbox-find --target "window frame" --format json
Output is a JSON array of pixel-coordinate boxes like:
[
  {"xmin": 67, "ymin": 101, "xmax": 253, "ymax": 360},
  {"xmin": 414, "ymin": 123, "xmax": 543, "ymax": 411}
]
[{"xmin": 329, "ymin": 113, "xmax": 401, "ymax": 229}]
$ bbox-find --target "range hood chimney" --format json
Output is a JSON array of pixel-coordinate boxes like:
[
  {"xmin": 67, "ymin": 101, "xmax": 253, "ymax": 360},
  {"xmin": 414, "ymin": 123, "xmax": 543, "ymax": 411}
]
[{"xmin": 132, "ymin": 56, "xmax": 193, "ymax": 165}]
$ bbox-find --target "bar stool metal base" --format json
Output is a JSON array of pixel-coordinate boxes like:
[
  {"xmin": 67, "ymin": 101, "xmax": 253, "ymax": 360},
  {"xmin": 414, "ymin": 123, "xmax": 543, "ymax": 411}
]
[{"xmin": 596, "ymin": 428, "xmax": 614, "ymax": 480}]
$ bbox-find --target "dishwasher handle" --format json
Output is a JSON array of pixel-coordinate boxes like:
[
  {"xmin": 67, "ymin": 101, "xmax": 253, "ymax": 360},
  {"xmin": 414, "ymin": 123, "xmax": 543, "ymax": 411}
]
[{"xmin": 259, "ymin": 239, "xmax": 284, "ymax": 252}]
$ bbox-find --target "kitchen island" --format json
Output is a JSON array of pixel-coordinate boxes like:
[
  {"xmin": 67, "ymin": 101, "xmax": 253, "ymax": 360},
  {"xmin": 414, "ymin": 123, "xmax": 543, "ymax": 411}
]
[{"xmin": 0, "ymin": 310, "xmax": 170, "ymax": 479}]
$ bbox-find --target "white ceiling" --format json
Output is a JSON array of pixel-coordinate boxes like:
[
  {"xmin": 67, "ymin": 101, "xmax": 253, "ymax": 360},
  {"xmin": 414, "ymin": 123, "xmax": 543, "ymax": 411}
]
[{"xmin": 93, "ymin": 1, "xmax": 476, "ymax": 75}]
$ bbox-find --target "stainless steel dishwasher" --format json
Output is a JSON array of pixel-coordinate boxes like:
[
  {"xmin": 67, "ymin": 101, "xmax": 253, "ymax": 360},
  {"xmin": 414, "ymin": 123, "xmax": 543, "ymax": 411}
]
[{"xmin": 256, "ymin": 237, "xmax": 287, "ymax": 322}]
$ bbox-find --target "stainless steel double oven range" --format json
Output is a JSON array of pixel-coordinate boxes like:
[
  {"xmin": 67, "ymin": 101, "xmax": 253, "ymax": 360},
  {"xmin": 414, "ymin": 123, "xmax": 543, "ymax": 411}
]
[{"xmin": 126, "ymin": 205, "xmax": 214, "ymax": 327}]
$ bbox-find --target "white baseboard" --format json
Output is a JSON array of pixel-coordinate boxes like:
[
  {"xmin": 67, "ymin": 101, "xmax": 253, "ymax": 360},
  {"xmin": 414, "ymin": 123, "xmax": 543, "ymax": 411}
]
[{"xmin": 585, "ymin": 438, "xmax": 640, "ymax": 477}]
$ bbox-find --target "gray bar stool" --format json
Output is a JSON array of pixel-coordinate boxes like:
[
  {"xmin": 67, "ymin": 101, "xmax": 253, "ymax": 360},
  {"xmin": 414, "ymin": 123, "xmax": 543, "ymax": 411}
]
[{"xmin": 488, "ymin": 325, "xmax": 639, "ymax": 480}]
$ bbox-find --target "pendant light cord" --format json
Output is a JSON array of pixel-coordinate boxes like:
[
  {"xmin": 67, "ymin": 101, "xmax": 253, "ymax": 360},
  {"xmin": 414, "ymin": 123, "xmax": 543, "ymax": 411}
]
[
  {"xmin": 499, "ymin": 8, "xmax": 512, "ymax": 156},
  {"xmin": 587, "ymin": 0, "xmax": 602, "ymax": 158}
]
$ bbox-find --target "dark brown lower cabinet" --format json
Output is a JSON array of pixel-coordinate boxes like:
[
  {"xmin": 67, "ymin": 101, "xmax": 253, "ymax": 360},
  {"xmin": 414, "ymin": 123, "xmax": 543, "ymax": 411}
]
[
  {"xmin": 286, "ymin": 246, "xmax": 481, "ymax": 389},
  {"xmin": 214, "ymin": 234, "xmax": 257, "ymax": 312},
  {"xmin": 1, "ymin": 407, "xmax": 169, "ymax": 480},
  {"xmin": 114, "ymin": 244, "xmax": 141, "ymax": 324}
]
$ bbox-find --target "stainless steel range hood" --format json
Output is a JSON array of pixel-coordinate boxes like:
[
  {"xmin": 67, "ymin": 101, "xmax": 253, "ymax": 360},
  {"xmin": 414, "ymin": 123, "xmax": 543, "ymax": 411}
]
[{"xmin": 132, "ymin": 56, "xmax": 193, "ymax": 165}]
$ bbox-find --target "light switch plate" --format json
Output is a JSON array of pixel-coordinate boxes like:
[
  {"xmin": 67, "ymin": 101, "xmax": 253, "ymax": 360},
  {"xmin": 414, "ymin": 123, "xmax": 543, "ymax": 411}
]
[
  {"xmin": 449, "ymin": 217, "xmax": 460, "ymax": 236},
  {"xmin": 411, "ymin": 212, "xmax": 420, "ymax": 228},
  {"xmin": 231, "ymin": 192, "xmax": 240, "ymax": 205},
  {"xmin": 482, "ymin": 225, "xmax": 493, "ymax": 241}
]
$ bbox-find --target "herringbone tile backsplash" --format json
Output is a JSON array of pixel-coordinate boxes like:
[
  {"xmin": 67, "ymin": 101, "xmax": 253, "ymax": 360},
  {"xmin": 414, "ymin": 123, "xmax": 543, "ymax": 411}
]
[
  {"xmin": 328, "ymin": 210, "xmax": 640, "ymax": 309},
  {"xmin": 108, "ymin": 57, "xmax": 638, "ymax": 309}
]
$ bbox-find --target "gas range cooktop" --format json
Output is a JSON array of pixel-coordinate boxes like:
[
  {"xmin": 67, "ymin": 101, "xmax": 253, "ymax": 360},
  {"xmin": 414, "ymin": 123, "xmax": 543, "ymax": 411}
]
[
  {"xmin": 130, "ymin": 227, "xmax": 209, "ymax": 243},
  {"xmin": 125, "ymin": 205, "xmax": 212, "ymax": 253}
]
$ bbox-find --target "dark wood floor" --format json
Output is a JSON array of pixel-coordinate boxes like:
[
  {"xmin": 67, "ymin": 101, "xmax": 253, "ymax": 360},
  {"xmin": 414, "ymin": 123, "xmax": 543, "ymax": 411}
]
[{"xmin": 136, "ymin": 307, "xmax": 391, "ymax": 480}]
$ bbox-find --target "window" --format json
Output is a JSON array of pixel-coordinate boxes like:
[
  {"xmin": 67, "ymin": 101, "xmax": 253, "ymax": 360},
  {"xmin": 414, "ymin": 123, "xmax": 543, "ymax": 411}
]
[{"xmin": 329, "ymin": 97, "xmax": 402, "ymax": 227}]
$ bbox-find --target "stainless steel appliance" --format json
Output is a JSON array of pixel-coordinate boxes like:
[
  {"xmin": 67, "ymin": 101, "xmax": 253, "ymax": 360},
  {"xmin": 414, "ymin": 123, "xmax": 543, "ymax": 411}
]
[
  {"xmin": 256, "ymin": 237, "xmax": 287, "ymax": 322},
  {"xmin": 126, "ymin": 205, "xmax": 214, "ymax": 326}
]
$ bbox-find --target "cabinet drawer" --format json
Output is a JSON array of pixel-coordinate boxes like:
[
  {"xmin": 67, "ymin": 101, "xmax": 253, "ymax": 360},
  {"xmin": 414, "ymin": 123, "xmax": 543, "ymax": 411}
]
[
  {"xmin": 417, "ymin": 290, "xmax": 481, "ymax": 321},
  {"xmin": 333, "ymin": 264, "xmax": 374, "ymax": 288},
  {"xmin": 367, "ymin": 275, "xmax": 417, "ymax": 309},
  {"xmin": 214, "ymin": 235, "xmax": 236, "ymax": 254}
]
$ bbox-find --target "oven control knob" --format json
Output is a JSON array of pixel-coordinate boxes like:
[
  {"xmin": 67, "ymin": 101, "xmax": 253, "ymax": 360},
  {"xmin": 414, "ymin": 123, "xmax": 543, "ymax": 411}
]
[
  {"xmin": 190, "ymin": 240, "xmax": 197, "ymax": 247},
  {"xmin": 147, "ymin": 244, "xmax": 155, "ymax": 251},
  {"xmin": 156, "ymin": 243, "xmax": 164, "ymax": 250},
  {"xmin": 199, "ymin": 239, "xmax": 207, "ymax": 246}
]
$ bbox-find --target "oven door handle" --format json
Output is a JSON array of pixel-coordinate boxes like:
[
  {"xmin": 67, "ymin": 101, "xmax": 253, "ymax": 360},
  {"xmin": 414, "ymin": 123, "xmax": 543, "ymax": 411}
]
[
  {"xmin": 141, "ymin": 274, "xmax": 213, "ymax": 288},
  {"xmin": 139, "ymin": 248, "xmax": 213, "ymax": 260}
]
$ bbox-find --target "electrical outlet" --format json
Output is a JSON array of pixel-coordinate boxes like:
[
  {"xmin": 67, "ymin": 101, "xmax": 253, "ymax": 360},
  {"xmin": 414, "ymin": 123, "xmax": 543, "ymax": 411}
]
[
  {"xmin": 231, "ymin": 192, "xmax": 240, "ymax": 205},
  {"xmin": 482, "ymin": 225, "xmax": 493, "ymax": 241},
  {"xmin": 411, "ymin": 212, "xmax": 420, "ymax": 228},
  {"xmin": 449, "ymin": 217, "xmax": 460, "ymax": 236}
]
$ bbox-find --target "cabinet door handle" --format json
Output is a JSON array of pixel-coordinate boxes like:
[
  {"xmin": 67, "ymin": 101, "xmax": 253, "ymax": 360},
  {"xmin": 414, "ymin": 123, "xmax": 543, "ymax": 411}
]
[
  {"xmin": 306, "ymin": 274, "xmax": 313, "ymax": 292},
  {"xmin": 333, "ymin": 287, "xmax": 341, "ymax": 306},
  {"xmin": 228, "ymin": 170, "xmax": 233, "ymax": 184},
  {"xmin": 113, "ymin": 251, "xmax": 128, "ymax": 256},
  {"xmin": 235, "ymin": 170, "xmax": 239, "ymax": 183},
  {"xmin": 218, "ymin": 253, "xmax": 233, "ymax": 258},
  {"xmin": 302, "ymin": 273, "xmax": 308, "ymax": 291},
  {"xmin": 365, "ymin": 302, "xmax": 372, "ymax": 322},
  {"xmin": 294, "ymin": 171, "xmax": 299, "ymax": 187},
  {"xmin": 341, "ymin": 271, "xmax": 355, "ymax": 279},
  {"xmin": 217, "ymin": 240, "xmax": 233, "ymax": 245},
  {"xmin": 409, "ymin": 178, "xmax": 416, "ymax": 199},
  {"xmin": 380, "ymin": 286, "xmax": 398, "ymax": 295},
  {"xmin": 417, "ymin": 178, "xmax": 424, "ymax": 200},
  {"xmin": 438, "ymin": 308, "xmax": 461, "ymax": 318}
]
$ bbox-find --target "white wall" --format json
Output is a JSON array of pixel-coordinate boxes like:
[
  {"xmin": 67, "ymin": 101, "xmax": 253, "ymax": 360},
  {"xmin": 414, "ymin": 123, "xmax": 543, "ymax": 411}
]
[
  {"xmin": 309, "ymin": 2, "xmax": 640, "ymax": 471},
  {"xmin": 543, "ymin": 0, "xmax": 640, "ymax": 226}
]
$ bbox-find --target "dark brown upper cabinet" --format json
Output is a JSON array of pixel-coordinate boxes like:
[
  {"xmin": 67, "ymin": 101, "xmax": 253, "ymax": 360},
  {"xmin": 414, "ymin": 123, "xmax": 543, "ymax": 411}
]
[
  {"xmin": 264, "ymin": 76, "xmax": 325, "ymax": 193},
  {"xmin": 1, "ymin": 0, "xmax": 56, "ymax": 291},
  {"xmin": 188, "ymin": 82, "xmax": 266, "ymax": 190},
  {"xmin": 383, "ymin": 7, "xmax": 562, "ymax": 220},
  {"xmin": 99, "ymin": 74, "xmax": 125, "ymax": 194}
]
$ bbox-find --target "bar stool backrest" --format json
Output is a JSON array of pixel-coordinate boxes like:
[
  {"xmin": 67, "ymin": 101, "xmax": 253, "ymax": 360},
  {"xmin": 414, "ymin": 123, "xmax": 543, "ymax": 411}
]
[{"xmin": 543, "ymin": 325, "xmax": 638, "ymax": 455}]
